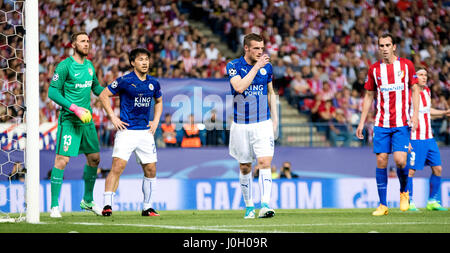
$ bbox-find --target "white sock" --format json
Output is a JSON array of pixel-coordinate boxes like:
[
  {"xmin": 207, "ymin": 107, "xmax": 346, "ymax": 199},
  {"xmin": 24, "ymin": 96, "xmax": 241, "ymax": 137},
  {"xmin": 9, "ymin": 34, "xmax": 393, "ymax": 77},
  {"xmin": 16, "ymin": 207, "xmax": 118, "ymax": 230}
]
[
  {"xmin": 239, "ymin": 171, "xmax": 254, "ymax": 207},
  {"xmin": 142, "ymin": 177, "xmax": 156, "ymax": 210},
  {"xmin": 258, "ymin": 168, "xmax": 272, "ymax": 204},
  {"xmin": 103, "ymin": 191, "xmax": 115, "ymax": 207}
]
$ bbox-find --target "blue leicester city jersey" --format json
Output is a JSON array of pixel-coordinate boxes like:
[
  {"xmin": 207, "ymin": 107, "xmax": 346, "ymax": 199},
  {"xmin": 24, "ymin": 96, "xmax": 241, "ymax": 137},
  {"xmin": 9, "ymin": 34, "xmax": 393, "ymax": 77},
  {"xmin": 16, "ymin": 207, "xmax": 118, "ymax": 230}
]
[
  {"xmin": 107, "ymin": 71, "xmax": 162, "ymax": 130},
  {"xmin": 226, "ymin": 56, "xmax": 273, "ymax": 124}
]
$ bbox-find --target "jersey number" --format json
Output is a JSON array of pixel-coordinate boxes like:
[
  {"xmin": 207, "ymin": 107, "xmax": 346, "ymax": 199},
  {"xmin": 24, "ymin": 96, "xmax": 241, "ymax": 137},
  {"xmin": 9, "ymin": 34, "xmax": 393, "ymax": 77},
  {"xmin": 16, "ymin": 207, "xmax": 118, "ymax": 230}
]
[
  {"xmin": 63, "ymin": 135, "xmax": 72, "ymax": 146},
  {"xmin": 409, "ymin": 151, "xmax": 415, "ymax": 166}
]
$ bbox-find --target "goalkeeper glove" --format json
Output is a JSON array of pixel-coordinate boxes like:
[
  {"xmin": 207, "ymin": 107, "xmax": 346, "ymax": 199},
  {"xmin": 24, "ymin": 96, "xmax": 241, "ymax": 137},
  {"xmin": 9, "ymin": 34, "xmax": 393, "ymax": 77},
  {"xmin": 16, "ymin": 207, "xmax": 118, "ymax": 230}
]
[{"xmin": 69, "ymin": 104, "xmax": 92, "ymax": 123}]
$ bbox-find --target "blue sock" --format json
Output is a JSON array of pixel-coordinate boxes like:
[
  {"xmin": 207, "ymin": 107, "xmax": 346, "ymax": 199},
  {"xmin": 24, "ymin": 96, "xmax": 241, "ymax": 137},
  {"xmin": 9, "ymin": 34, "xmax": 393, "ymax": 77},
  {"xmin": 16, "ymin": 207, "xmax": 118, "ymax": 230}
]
[
  {"xmin": 396, "ymin": 167, "xmax": 408, "ymax": 193},
  {"xmin": 406, "ymin": 176, "xmax": 413, "ymax": 201},
  {"xmin": 429, "ymin": 174, "xmax": 441, "ymax": 201},
  {"xmin": 376, "ymin": 168, "xmax": 388, "ymax": 206}
]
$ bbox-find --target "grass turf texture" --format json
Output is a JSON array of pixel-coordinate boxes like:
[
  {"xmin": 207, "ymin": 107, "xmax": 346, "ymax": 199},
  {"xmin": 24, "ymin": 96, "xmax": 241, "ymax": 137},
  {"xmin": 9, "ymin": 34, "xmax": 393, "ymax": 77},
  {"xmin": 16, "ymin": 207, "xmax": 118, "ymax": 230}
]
[{"xmin": 1, "ymin": 208, "xmax": 449, "ymax": 233}]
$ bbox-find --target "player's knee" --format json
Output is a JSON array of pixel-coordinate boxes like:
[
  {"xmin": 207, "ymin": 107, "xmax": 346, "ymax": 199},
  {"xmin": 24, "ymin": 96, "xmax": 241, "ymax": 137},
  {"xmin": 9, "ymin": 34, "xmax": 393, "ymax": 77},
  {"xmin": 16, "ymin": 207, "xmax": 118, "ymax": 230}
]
[
  {"xmin": 110, "ymin": 158, "xmax": 127, "ymax": 175},
  {"xmin": 376, "ymin": 154, "xmax": 388, "ymax": 168},
  {"xmin": 257, "ymin": 157, "xmax": 272, "ymax": 169},
  {"xmin": 54, "ymin": 155, "xmax": 69, "ymax": 169},
  {"xmin": 432, "ymin": 166, "xmax": 442, "ymax": 176},
  {"xmin": 143, "ymin": 163, "xmax": 156, "ymax": 177},
  {"xmin": 239, "ymin": 163, "xmax": 252, "ymax": 174},
  {"xmin": 395, "ymin": 161, "xmax": 406, "ymax": 169},
  {"xmin": 87, "ymin": 153, "xmax": 100, "ymax": 167}
]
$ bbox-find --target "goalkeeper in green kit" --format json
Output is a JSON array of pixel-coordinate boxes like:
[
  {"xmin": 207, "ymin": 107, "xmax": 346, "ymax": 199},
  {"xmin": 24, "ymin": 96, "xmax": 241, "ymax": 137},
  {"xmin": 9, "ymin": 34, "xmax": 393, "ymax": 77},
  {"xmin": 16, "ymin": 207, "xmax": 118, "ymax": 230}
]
[{"xmin": 48, "ymin": 32, "xmax": 104, "ymax": 218}]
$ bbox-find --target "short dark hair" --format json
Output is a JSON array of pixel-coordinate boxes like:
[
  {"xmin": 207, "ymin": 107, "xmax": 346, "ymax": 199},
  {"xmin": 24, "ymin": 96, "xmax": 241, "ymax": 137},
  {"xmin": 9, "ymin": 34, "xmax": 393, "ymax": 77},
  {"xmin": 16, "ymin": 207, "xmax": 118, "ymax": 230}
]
[
  {"xmin": 243, "ymin": 33, "xmax": 264, "ymax": 47},
  {"xmin": 129, "ymin": 48, "xmax": 151, "ymax": 65},
  {"xmin": 71, "ymin": 31, "xmax": 88, "ymax": 43},
  {"xmin": 378, "ymin": 33, "xmax": 396, "ymax": 45}
]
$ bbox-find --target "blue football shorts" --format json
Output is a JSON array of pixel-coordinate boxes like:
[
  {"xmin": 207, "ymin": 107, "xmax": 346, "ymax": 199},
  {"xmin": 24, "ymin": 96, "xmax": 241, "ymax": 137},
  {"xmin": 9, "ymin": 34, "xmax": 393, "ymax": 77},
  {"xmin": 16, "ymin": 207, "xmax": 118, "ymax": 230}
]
[
  {"xmin": 406, "ymin": 138, "xmax": 442, "ymax": 171},
  {"xmin": 373, "ymin": 126, "xmax": 410, "ymax": 154}
]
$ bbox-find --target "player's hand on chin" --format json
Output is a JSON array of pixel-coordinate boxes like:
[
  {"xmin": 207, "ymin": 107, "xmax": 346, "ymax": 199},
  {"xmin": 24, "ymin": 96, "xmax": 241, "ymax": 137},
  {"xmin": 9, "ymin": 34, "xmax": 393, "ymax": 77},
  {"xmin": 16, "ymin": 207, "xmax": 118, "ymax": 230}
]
[{"xmin": 255, "ymin": 54, "xmax": 269, "ymax": 69}]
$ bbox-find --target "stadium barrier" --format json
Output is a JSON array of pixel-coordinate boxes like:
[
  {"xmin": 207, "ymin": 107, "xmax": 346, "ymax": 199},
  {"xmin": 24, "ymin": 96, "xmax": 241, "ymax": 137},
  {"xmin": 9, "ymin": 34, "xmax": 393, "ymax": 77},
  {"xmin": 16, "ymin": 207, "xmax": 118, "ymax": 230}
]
[
  {"xmin": 1, "ymin": 120, "xmax": 448, "ymax": 151},
  {"xmin": 1, "ymin": 178, "xmax": 448, "ymax": 213}
]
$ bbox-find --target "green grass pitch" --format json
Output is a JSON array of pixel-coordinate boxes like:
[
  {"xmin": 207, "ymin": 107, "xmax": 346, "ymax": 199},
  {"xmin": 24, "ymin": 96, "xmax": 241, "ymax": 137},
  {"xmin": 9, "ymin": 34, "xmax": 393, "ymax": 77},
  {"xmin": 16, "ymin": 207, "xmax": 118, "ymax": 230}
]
[{"xmin": 1, "ymin": 208, "xmax": 449, "ymax": 233}]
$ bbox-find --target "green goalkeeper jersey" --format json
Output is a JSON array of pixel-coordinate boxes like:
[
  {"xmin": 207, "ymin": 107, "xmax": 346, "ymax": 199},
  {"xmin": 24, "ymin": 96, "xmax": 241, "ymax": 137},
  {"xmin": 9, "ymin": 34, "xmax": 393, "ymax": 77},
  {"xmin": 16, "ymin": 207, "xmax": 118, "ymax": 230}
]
[{"xmin": 49, "ymin": 56, "xmax": 104, "ymax": 125}]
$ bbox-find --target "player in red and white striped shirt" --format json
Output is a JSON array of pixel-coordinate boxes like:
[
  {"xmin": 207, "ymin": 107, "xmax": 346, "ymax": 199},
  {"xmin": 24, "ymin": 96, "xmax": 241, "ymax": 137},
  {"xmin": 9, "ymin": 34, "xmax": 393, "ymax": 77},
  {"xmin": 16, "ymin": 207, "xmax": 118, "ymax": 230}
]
[
  {"xmin": 356, "ymin": 33, "xmax": 421, "ymax": 216},
  {"xmin": 406, "ymin": 67, "xmax": 450, "ymax": 211}
]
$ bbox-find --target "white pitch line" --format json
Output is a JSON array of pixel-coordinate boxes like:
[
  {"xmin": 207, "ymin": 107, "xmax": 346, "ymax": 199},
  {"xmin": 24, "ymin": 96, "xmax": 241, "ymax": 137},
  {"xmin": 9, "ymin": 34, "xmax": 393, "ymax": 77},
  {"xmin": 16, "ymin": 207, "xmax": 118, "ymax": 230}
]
[
  {"xmin": 203, "ymin": 221, "xmax": 450, "ymax": 228},
  {"xmin": 64, "ymin": 221, "xmax": 450, "ymax": 233},
  {"xmin": 70, "ymin": 222, "xmax": 274, "ymax": 233}
]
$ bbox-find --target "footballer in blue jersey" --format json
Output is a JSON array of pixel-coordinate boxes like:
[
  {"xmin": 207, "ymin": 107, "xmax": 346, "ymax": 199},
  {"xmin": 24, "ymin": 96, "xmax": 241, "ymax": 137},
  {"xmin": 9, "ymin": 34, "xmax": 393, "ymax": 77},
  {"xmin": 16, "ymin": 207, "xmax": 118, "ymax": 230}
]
[
  {"xmin": 227, "ymin": 55, "xmax": 273, "ymax": 124},
  {"xmin": 107, "ymin": 71, "xmax": 162, "ymax": 130},
  {"xmin": 99, "ymin": 48, "xmax": 163, "ymax": 217},
  {"xmin": 226, "ymin": 33, "xmax": 278, "ymax": 219}
]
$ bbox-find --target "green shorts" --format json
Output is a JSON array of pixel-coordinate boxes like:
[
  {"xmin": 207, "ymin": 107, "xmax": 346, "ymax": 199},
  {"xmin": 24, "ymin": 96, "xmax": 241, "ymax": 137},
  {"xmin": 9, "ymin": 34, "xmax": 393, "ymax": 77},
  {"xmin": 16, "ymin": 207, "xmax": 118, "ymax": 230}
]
[{"xmin": 55, "ymin": 122, "xmax": 100, "ymax": 156}]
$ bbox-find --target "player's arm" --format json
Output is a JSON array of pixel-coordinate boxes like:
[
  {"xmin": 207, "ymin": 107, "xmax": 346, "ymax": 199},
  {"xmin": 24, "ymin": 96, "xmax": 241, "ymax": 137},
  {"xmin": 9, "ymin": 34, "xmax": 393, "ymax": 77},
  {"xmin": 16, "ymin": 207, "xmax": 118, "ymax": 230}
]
[
  {"xmin": 48, "ymin": 86, "xmax": 72, "ymax": 110},
  {"xmin": 356, "ymin": 90, "xmax": 375, "ymax": 139},
  {"xmin": 267, "ymin": 81, "xmax": 279, "ymax": 139},
  {"xmin": 408, "ymin": 61, "xmax": 420, "ymax": 131},
  {"xmin": 48, "ymin": 64, "xmax": 72, "ymax": 110},
  {"xmin": 148, "ymin": 96, "xmax": 163, "ymax": 135},
  {"xmin": 430, "ymin": 108, "xmax": 450, "ymax": 119},
  {"xmin": 98, "ymin": 88, "xmax": 129, "ymax": 130},
  {"xmin": 91, "ymin": 70, "xmax": 105, "ymax": 96},
  {"xmin": 410, "ymin": 84, "xmax": 420, "ymax": 131},
  {"xmin": 229, "ymin": 54, "xmax": 270, "ymax": 93}
]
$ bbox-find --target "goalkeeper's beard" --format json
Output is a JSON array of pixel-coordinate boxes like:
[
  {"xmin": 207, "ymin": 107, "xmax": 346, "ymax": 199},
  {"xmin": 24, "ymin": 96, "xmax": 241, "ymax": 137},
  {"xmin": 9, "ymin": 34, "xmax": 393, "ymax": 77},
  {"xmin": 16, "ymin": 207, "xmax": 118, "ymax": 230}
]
[{"xmin": 74, "ymin": 46, "xmax": 89, "ymax": 58}]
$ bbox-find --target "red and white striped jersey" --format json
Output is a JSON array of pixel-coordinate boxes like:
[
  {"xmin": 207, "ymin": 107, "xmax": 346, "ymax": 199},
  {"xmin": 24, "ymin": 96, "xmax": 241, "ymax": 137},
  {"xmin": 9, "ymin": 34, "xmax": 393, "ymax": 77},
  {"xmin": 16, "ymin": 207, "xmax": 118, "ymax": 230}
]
[
  {"xmin": 364, "ymin": 57, "xmax": 418, "ymax": 128},
  {"xmin": 410, "ymin": 86, "xmax": 433, "ymax": 140}
]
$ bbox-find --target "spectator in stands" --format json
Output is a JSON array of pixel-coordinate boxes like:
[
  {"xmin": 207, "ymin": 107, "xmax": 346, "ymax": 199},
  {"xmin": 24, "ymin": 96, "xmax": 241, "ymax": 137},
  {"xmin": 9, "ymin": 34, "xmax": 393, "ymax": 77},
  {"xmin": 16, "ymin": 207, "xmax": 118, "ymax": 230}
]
[
  {"xmin": 287, "ymin": 71, "xmax": 314, "ymax": 111},
  {"xmin": 84, "ymin": 11, "xmax": 99, "ymax": 34},
  {"xmin": 161, "ymin": 113, "xmax": 178, "ymax": 147},
  {"xmin": 279, "ymin": 161, "xmax": 298, "ymax": 179},
  {"xmin": 352, "ymin": 69, "xmax": 366, "ymax": 95},
  {"xmin": 318, "ymin": 99, "xmax": 336, "ymax": 123},
  {"xmin": 10, "ymin": 162, "xmax": 26, "ymax": 182},
  {"xmin": 205, "ymin": 42, "xmax": 219, "ymax": 61},
  {"xmin": 271, "ymin": 165, "xmax": 279, "ymax": 179},
  {"xmin": 318, "ymin": 81, "xmax": 335, "ymax": 102},
  {"xmin": 181, "ymin": 114, "xmax": 201, "ymax": 148},
  {"xmin": 204, "ymin": 110, "xmax": 223, "ymax": 146},
  {"xmin": 42, "ymin": 100, "xmax": 58, "ymax": 123},
  {"xmin": 92, "ymin": 99, "xmax": 106, "ymax": 146},
  {"xmin": 328, "ymin": 109, "xmax": 353, "ymax": 147},
  {"xmin": 8, "ymin": 0, "xmax": 446, "ymax": 148}
]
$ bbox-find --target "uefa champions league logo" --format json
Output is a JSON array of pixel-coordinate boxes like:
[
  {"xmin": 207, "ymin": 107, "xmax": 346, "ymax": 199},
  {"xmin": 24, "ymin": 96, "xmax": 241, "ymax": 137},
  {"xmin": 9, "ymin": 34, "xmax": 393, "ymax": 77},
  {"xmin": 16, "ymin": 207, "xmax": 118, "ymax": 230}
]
[
  {"xmin": 228, "ymin": 68, "xmax": 237, "ymax": 77},
  {"xmin": 111, "ymin": 80, "xmax": 118, "ymax": 88}
]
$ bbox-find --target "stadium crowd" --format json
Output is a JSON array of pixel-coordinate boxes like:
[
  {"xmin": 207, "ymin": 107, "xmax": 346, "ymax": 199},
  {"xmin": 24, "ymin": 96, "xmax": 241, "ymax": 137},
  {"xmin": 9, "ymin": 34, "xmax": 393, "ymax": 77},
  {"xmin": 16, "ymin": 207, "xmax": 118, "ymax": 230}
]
[{"xmin": 0, "ymin": 0, "xmax": 449, "ymax": 147}]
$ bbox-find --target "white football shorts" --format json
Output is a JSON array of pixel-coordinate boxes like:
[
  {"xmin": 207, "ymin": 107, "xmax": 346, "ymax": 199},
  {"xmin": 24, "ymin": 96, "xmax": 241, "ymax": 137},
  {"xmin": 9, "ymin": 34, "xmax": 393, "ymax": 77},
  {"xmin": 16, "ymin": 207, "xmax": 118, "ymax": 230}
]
[
  {"xmin": 112, "ymin": 129, "xmax": 157, "ymax": 164},
  {"xmin": 229, "ymin": 119, "xmax": 274, "ymax": 164}
]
